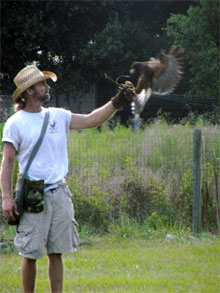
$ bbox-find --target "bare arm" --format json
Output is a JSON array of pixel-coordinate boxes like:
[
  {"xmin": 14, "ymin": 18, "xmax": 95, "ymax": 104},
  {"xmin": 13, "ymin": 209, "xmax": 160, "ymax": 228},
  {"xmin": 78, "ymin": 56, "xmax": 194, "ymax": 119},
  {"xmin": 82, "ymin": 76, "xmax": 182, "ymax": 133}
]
[
  {"xmin": 0, "ymin": 142, "xmax": 18, "ymax": 221},
  {"xmin": 70, "ymin": 101, "xmax": 116, "ymax": 130}
]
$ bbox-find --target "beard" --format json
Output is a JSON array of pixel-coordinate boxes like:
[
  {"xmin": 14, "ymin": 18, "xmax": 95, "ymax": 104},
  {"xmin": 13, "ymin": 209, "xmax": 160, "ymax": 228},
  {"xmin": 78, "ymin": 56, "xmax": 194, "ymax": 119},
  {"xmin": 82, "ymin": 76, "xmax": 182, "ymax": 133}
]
[{"xmin": 33, "ymin": 90, "xmax": 51, "ymax": 103}]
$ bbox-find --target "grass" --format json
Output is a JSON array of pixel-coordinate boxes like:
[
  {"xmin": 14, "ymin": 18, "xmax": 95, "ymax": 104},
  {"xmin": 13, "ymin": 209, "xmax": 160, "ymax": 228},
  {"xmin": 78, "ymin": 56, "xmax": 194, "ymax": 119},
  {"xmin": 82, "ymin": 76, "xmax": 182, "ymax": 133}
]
[
  {"xmin": 66, "ymin": 120, "xmax": 220, "ymax": 191},
  {"xmin": 0, "ymin": 233, "xmax": 219, "ymax": 292},
  {"xmin": 65, "ymin": 121, "xmax": 220, "ymax": 231},
  {"xmin": 0, "ymin": 119, "xmax": 220, "ymax": 291},
  {"xmin": 67, "ymin": 120, "xmax": 220, "ymax": 176}
]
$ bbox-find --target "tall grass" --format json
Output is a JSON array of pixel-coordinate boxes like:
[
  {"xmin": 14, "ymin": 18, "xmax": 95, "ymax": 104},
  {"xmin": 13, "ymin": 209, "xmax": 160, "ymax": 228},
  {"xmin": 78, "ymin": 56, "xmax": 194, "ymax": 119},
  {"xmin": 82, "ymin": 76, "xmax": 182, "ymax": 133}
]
[
  {"xmin": 67, "ymin": 120, "xmax": 220, "ymax": 232},
  {"xmin": 0, "ymin": 119, "xmax": 219, "ymax": 232}
]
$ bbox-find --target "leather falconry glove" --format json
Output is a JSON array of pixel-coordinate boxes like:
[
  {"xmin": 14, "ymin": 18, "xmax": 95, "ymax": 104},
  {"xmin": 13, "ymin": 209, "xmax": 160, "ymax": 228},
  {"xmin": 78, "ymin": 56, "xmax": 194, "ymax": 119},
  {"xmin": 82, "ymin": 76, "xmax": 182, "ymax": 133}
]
[{"xmin": 111, "ymin": 86, "xmax": 136, "ymax": 109}]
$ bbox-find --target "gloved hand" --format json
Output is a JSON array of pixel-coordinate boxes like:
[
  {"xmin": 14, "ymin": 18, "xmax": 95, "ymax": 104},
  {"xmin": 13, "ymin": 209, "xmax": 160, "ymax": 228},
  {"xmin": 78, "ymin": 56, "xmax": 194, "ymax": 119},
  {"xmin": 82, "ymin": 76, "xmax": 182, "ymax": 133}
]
[{"xmin": 111, "ymin": 86, "xmax": 136, "ymax": 109}]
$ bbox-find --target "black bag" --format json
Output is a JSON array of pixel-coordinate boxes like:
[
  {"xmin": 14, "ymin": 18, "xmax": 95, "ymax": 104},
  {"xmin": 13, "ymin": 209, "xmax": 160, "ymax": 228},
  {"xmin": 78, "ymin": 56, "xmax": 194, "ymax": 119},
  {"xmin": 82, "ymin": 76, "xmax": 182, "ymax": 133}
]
[
  {"xmin": 24, "ymin": 179, "xmax": 44, "ymax": 213},
  {"xmin": 7, "ymin": 179, "xmax": 45, "ymax": 225}
]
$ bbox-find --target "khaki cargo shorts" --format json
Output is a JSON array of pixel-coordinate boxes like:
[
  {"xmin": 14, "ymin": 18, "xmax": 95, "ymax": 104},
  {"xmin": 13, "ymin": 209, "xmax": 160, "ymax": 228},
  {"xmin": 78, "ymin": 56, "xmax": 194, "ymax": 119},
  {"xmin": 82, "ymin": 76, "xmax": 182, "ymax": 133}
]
[{"xmin": 14, "ymin": 184, "xmax": 80, "ymax": 259}]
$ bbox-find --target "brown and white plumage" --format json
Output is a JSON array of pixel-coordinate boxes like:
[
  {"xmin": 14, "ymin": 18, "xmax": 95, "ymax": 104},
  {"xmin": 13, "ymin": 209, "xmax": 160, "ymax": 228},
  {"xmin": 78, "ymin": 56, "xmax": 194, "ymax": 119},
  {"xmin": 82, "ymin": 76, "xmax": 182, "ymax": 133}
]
[{"xmin": 130, "ymin": 46, "xmax": 184, "ymax": 114}]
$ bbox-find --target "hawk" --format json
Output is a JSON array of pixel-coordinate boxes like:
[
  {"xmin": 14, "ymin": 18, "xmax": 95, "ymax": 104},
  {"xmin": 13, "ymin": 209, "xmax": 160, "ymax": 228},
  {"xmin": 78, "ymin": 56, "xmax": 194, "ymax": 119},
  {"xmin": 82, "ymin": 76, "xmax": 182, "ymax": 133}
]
[{"xmin": 130, "ymin": 46, "xmax": 184, "ymax": 114}]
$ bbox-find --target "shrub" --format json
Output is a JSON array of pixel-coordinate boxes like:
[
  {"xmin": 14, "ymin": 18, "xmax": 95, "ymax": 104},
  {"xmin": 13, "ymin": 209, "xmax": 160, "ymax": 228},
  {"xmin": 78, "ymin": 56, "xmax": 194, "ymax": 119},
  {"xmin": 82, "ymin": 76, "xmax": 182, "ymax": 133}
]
[{"xmin": 67, "ymin": 176, "xmax": 111, "ymax": 232}]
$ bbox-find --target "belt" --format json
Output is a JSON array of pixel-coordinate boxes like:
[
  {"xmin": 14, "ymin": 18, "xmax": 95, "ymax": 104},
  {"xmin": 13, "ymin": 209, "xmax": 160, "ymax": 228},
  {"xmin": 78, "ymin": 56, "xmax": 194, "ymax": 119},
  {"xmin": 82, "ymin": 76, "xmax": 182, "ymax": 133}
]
[
  {"xmin": 44, "ymin": 183, "xmax": 55, "ymax": 188},
  {"xmin": 44, "ymin": 180, "xmax": 65, "ymax": 192},
  {"xmin": 49, "ymin": 187, "xmax": 58, "ymax": 193}
]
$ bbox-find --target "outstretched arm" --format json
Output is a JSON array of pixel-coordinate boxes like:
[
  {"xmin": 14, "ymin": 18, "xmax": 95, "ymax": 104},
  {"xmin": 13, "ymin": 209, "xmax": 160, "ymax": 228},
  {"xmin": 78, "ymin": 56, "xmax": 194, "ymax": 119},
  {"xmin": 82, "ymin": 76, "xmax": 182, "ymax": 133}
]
[
  {"xmin": 70, "ymin": 101, "xmax": 116, "ymax": 130},
  {"xmin": 70, "ymin": 87, "xmax": 135, "ymax": 131}
]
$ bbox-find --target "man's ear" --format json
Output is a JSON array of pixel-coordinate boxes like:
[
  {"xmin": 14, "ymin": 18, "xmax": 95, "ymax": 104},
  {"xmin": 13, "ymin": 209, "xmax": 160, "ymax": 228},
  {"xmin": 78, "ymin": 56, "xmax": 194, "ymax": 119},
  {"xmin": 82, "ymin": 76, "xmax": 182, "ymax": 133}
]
[{"xmin": 26, "ymin": 87, "xmax": 34, "ymax": 96}]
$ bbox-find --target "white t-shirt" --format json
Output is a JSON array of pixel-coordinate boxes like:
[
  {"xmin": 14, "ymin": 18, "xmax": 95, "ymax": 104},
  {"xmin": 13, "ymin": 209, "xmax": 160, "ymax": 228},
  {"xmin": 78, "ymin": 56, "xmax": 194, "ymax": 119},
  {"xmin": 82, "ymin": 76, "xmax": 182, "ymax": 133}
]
[{"xmin": 2, "ymin": 107, "xmax": 72, "ymax": 184}]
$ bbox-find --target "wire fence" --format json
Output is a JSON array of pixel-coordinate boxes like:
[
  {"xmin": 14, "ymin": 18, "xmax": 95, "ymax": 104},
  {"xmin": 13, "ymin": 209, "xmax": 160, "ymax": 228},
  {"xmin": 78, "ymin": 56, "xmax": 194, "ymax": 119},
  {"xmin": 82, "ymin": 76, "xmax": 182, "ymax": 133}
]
[
  {"xmin": 0, "ymin": 121, "xmax": 219, "ymax": 231},
  {"xmin": 67, "ymin": 123, "xmax": 219, "ymax": 187},
  {"xmin": 65, "ymin": 122, "xmax": 220, "ymax": 232}
]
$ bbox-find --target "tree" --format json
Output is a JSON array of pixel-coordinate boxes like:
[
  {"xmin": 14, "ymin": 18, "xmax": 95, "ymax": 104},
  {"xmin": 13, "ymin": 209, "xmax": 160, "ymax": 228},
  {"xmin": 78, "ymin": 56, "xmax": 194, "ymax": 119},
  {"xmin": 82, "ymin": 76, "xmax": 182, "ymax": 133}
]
[
  {"xmin": 1, "ymin": 1, "xmax": 114, "ymax": 95},
  {"xmin": 1, "ymin": 1, "xmax": 192, "ymax": 100},
  {"xmin": 166, "ymin": 0, "xmax": 219, "ymax": 99}
]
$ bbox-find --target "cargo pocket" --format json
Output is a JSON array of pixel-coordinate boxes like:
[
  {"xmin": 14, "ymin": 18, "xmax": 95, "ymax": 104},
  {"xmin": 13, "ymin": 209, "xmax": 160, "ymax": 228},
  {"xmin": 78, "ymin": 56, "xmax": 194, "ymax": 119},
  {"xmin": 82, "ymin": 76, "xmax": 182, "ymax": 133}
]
[
  {"xmin": 72, "ymin": 218, "xmax": 80, "ymax": 248},
  {"xmin": 14, "ymin": 227, "xmax": 35, "ymax": 254}
]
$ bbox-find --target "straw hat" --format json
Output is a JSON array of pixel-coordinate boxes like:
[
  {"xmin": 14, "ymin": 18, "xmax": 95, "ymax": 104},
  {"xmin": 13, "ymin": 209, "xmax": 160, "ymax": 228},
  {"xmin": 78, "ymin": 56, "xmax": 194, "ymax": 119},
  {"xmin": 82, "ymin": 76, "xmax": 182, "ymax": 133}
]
[{"xmin": 12, "ymin": 65, "xmax": 57, "ymax": 102}]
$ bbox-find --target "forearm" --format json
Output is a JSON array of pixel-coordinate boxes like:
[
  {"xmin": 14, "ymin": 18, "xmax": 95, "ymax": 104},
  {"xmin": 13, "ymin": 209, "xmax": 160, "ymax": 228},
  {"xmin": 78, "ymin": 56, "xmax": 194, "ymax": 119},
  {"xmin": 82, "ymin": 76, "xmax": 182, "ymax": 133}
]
[
  {"xmin": 70, "ymin": 101, "xmax": 117, "ymax": 130},
  {"xmin": 87, "ymin": 101, "xmax": 116, "ymax": 128},
  {"xmin": 0, "ymin": 157, "xmax": 14, "ymax": 200}
]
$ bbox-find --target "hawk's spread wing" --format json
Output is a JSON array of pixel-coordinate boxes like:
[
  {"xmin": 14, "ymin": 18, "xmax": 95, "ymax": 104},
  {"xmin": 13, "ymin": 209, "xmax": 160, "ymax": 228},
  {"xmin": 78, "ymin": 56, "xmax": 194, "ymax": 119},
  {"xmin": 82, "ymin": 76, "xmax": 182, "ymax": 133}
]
[
  {"xmin": 130, "ymin": 46, "xmax": 184, "ymax": 114},
  {"xmin": 152, "ymin": 47, "xmax": 184, "ymax": 95}
]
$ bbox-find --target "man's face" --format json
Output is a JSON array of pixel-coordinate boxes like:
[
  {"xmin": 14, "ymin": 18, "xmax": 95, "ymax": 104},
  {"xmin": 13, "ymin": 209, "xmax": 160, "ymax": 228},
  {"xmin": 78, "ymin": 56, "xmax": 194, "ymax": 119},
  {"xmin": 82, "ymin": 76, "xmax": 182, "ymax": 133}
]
[{"xmin": 32, "ymin": 80, "xmax": 51, "ymax": 102}]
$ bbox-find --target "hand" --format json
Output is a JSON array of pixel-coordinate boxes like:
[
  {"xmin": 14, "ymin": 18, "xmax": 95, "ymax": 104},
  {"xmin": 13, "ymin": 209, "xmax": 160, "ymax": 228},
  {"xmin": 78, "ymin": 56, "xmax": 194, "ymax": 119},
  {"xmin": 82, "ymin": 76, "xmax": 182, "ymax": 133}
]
[
  {"xmin": 2, "ymin": 197, "xmax": 19, "ymax": 223},
  {"xmin": 111, "ymin": 86, "xmax": 136, "ymax": 109}
]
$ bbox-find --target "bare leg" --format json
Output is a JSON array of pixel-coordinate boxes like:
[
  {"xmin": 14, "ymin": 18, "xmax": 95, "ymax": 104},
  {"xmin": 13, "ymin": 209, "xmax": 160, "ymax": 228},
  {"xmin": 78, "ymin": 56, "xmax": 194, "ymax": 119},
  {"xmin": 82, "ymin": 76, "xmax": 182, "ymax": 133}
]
[
  {"xmin": 48, "ymin": 253, "xmax": 64, "ymax": 293},
  {"xmin": 21, "ymin": 257, "xmax": 37, "ymax": 293}
]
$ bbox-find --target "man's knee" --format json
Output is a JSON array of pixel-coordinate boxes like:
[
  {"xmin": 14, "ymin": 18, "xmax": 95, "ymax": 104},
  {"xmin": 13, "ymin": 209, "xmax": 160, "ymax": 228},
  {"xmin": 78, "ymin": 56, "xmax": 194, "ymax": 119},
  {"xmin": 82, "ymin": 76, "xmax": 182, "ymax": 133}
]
[
  {"xmin": 47, "ymin": 253, "xmax": 62, "ymax": 262},
  {"xmin": 23, "ymin": 257, "xmax": 37, "ymax": 265}
]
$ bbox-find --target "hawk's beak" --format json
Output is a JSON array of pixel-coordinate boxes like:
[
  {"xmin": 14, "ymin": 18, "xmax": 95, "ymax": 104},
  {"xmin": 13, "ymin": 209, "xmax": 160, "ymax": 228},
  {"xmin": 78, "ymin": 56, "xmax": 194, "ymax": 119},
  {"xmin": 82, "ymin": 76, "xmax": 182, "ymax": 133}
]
[{"xmin": 129, "ymin": 69, "xmax": 137, "ymax": 83}]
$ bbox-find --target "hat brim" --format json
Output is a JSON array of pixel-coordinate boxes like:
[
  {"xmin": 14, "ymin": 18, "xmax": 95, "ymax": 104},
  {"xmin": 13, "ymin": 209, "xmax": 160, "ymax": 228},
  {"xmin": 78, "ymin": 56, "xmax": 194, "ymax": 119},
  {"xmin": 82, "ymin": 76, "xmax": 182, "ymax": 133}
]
[{"xmin": 13, "ymin": 71, "xmax": 57, "ymax": 102}]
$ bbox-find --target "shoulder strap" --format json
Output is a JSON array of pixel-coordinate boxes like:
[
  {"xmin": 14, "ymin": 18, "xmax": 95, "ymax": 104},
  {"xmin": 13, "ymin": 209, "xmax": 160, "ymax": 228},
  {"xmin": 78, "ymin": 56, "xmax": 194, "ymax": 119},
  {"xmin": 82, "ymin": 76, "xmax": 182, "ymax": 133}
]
[{"xmin": 21, "ymin": 110, "xmax": 50, "ymax": 182}]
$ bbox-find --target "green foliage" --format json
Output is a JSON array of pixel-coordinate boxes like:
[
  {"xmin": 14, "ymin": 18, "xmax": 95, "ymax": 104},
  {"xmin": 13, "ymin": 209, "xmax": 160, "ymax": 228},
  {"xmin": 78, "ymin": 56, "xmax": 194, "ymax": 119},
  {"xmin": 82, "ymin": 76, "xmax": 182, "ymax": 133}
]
[
  {"xmin": 166, "ymin": 0, "xmax": 219, "ymax": 98},
  {"xmin": 68, "ymin": 177, "xmax": 110, "ymax": 232},
  {"xmin": 1, "ymin": 1, "xmax": 191, "ymax": 95},
  {"xmin": 176, "ymin": 168, "xmax": 193, "ymax": 225},
  {"xmin": 0, "ymin": 120, "xmax": 219, "ymax": 234},
  {"xmin": 196, "ymin": 107, "xmax": 220, "ymax": 126},
  {"xmin": 0, "ymin": 225, "xmax": 17, "ymax": 254},
  {"xmin": 65, "ymin": 121, "xmax": 220, "ymax": 233},
  {"xmin": 122, "ymin": 172, "xmax": 172, "ymax": 225},
  {"xmin": 79, "ymin": 13, "xmax": 152, "ymax": 78}
]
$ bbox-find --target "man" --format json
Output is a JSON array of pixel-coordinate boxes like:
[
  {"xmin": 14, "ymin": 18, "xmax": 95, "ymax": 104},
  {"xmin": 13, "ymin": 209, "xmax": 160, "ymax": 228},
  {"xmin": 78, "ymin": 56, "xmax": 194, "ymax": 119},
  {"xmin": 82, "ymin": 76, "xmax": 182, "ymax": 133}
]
[{"xmin": 0, "ymin": 65, "xmax": 135, "ymax": 293}]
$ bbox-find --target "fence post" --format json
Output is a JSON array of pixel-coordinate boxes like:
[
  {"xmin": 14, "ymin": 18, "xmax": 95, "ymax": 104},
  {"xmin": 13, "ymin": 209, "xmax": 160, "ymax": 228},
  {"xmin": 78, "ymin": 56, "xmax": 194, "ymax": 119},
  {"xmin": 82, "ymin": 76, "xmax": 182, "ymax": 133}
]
[
  {"xmin": 133, "ymin": 113, "xmax": 140, "ymax": 133},
  {"xmin": 193, "ymin": 129, "xmax": 202, "ymax": 235}
]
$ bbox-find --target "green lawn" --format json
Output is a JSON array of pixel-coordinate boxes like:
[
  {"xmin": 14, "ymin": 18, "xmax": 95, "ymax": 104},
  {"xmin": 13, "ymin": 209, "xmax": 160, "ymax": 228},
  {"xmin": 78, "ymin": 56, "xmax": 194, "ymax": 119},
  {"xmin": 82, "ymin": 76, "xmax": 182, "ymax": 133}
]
[{"xmin": 0, "ymin": 235, "xmax": 219, "ymax": 292}]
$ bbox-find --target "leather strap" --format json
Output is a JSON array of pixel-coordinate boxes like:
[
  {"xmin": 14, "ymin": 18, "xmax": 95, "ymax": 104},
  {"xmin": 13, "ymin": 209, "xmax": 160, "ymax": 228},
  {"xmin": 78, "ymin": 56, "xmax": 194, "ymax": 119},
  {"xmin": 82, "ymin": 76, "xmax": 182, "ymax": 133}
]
[{"xmin": 20, "ymin": 110, "xmax": 50, "ymax": 185}]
